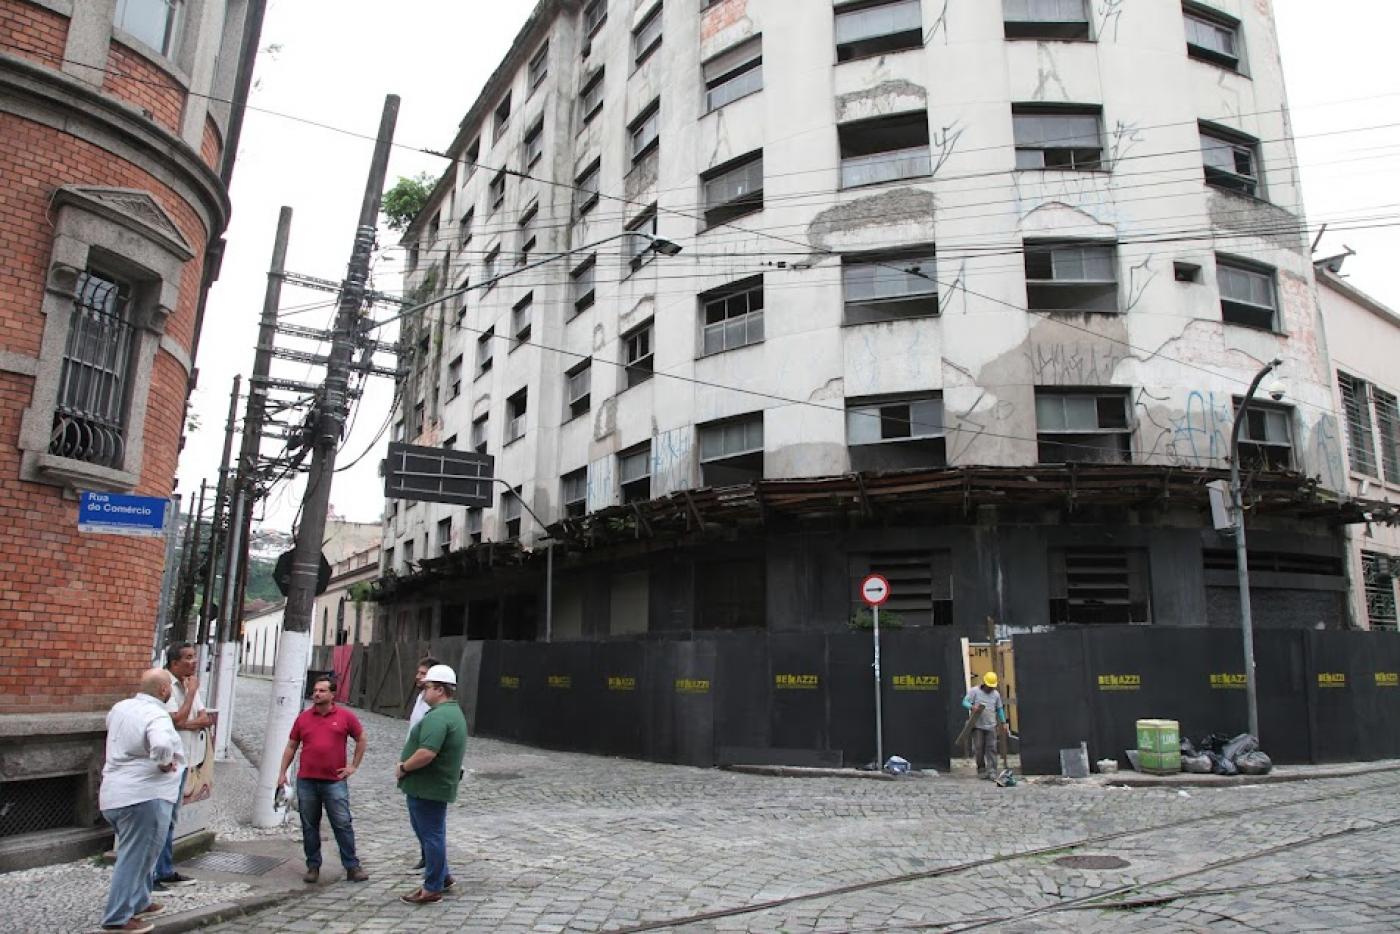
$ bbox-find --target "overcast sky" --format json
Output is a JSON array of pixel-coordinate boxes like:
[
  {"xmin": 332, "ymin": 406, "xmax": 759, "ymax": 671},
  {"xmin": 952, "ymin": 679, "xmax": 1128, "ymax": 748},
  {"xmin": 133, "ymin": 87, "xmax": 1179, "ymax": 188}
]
[{"xmin": 175, "ymin": 1, "xmax": 1400, "ymax": 532}]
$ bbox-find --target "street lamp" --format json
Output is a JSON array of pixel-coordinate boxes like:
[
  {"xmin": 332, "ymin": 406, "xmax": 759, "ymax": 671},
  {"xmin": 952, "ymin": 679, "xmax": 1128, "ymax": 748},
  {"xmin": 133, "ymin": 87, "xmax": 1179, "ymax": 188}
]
[{"xmin": 1228, "ymin": 356, "xmax": 1283, "ymax": 742}]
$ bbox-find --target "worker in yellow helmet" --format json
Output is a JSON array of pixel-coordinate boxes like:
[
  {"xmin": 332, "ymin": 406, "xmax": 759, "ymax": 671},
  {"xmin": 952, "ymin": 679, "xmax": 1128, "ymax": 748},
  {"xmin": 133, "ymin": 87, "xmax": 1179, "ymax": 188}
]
[{"xmin": 962, "ymin": 672, "xmax": 1009, "ymax": 780}]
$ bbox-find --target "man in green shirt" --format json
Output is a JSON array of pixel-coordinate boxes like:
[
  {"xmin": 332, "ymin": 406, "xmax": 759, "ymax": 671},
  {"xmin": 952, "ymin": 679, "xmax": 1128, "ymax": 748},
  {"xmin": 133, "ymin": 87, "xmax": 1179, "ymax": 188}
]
[{"xmin": 396, "ymin": 664, "xmax": 467, "ymax": 905}]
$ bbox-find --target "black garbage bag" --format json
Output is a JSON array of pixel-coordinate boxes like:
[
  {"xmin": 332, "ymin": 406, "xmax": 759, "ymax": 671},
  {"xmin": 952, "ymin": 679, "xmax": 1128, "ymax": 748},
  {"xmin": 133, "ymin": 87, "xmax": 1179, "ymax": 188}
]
[
  {"xmin": 1206, "ymin": 751, "xmax": 1238, "ymax": 775},
  {"xmin": 1182, "ymin": 753, "xmax": 1213, "ymax": 773},
  {"xmin": 1197, "ymin": 733, "xmax": 1231, "ymax": 754},
  {"xmin": 1222, "ymin": 733, "xmax": 1259, "ymax": 763},
  {"xmin": 1236, "ymin": 751, "xmax": 1273, "ymax": 775},
  {"xmin": 1180, "ymin": 737, "xmax": 1199, "ymax": 757}
]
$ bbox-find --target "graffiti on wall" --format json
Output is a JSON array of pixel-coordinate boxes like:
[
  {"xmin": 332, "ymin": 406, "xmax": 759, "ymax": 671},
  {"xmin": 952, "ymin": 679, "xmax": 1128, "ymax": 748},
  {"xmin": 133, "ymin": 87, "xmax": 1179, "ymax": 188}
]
[
  {"xmin": 652, "ymin": 427, "xmax": 695, "ymax": 496},
  {"xmin": 1027, "ymin": 342, "xmax": 1129, "ymax": 386}
]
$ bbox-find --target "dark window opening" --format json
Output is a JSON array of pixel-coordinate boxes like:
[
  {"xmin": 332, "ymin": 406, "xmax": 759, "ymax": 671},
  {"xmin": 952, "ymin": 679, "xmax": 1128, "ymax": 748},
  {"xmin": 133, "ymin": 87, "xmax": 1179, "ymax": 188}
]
[
  {"xmin": 697, "ymin": 560, "xmax": 766, "ymax": 630},
  {"xmin": 835, "ymin": 0, "xmax": 923, "ymax": 62},
  {"xmin": 854, "ymin": 550, "xmax": 953, "ymax": 627},
  {"xmin": 1049, "ymin": 547, "xmax": 1151, "ymax": 624}
]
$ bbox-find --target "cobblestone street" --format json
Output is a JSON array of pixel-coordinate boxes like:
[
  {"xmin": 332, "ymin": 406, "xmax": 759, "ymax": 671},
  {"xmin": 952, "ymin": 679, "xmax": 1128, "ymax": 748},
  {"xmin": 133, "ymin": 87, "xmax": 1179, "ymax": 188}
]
[{"xmin": 6, "ymin": 676, "xmax": 1398, "ymax": 933}]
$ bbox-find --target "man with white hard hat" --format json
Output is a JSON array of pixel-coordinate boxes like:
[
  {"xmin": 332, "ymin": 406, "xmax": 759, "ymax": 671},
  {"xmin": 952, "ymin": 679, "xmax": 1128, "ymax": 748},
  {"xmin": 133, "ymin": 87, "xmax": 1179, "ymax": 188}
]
[{"xmin": 396, "ymin": 663, "xmax": 468, "ymax": 905}]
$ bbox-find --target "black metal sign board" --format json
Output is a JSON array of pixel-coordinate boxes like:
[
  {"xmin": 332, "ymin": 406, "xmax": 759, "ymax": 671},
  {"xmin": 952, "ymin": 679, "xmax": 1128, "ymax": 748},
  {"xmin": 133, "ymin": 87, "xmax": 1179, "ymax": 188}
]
[{"xmin": 383, "ymin": 442, "xmax": 494, "ymax": 507}]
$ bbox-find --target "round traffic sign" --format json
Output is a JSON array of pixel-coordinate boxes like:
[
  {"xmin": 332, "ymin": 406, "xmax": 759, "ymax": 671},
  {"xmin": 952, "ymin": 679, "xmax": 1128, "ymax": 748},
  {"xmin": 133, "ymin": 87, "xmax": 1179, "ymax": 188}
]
[{"xmin": 860, "ymin": 573, "xmax": 890, "ymax": 607}]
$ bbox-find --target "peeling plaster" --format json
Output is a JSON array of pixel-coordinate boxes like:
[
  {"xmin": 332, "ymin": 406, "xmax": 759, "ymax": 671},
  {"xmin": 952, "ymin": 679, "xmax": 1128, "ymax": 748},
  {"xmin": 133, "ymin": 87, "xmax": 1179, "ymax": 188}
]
[
  {"xmin": 593, "ymin": 396, "xmax": 616, "ymax": 442},
  {"xmin": 808, "ymin": 377, "xmax": 844, "ymax": 402},
  {"xmin": 624, "ymin": 149, "xmax": 658, "ymax": 201},
  {"xmin": 1207, "ymin": 190, "xmax": 1307, "ymax": 255},
  {"xmin": 807, "ymin": 187, "xmax": 937, "ymax": 251},
  {"xmin": 620, "ymin": 294, "xmax": 655, "ymax": 334},
  {"xmin": 835, "ymin": 80, "xmax": 927, "ymax": 123}
]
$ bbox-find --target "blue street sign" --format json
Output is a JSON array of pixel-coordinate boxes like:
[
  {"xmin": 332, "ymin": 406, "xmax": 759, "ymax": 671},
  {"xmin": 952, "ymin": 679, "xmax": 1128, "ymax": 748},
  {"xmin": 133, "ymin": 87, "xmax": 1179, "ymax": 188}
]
[{"xmin": 78, "ymin": 491, "xmax": 169, "ymax": 537}]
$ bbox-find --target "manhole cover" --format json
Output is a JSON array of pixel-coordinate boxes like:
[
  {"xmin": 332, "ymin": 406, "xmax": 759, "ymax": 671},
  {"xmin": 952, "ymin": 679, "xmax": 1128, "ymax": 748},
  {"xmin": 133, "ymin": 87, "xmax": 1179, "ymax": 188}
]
[
  {"xmin": 182, "ymin": 852, "xmax": 288, "ymax": 876},
  {"xmin": 474, "ymin": 770, "xmax": 523, "ymax": 781},
  {"xmin": 1054, "ymin": 855, "xmax": 1131, "ymax": 870}
]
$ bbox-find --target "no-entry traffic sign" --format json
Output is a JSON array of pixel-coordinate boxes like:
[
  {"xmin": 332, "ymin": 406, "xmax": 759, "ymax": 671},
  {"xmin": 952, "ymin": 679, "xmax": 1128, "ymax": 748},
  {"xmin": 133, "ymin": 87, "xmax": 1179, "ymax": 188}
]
[{"xmin": 861, "ymin": 573, "xmax": 890, "ymax": 607}]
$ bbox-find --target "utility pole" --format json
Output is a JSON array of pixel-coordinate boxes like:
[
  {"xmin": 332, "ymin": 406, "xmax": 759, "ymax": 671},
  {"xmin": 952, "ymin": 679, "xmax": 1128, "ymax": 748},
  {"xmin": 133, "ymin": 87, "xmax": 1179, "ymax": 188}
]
[
  {"xmin": 197, "ymin": 376, "xmax": 242, "ymax": 683},
  {"xmin": 254, "ymin": 96, "xmax": 399, "ymax": 827},
  {"xmin": 211, "ymin": 207, "xmax": 293, "ymax": 761}
]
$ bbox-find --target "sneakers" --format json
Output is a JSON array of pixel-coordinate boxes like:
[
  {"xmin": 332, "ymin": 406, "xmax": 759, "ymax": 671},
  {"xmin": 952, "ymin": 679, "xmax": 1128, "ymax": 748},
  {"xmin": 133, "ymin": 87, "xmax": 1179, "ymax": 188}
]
[
  {"xmin": 151, "ymin": 882, "xmax": 168, "ymax": 893},
  {"xmin": 102, "ymin": 920, "xmax": 155, "ymax": 933},
  {"xmin": 156, "ymin": 872, "xmax": 197, "ymax": 887},
  {"xmin": 303, "ymin": 867, "xmax": 320, "ymax": 884},
  {"xmin": 135, "ymin": 903, "xmax": 163, "ymax": 916},
  {"xmin": 346, "ymin": 867, "xmax": 369, "ymax": 882},
  {"xmin": 400, "ymin": 887, "xmax": 443, "ymax": 905}
]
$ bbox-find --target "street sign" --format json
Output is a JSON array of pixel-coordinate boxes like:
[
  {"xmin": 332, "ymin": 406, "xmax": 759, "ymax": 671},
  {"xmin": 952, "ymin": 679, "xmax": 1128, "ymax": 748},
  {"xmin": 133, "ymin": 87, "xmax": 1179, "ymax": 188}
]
[
  {"xmin": 383, "ymin": 442, "xmax": 494, "ymax": 507},
  {"xmin": 77, "ymin": 491, "xmax": 168, "ymax": 537},
  {"xmin": 273, "ymin": 550, "xmax": 332, "ymax": 596},
  {"xmin": 861, "ymin": 573, "xmax": 891, "ymax": 607}
]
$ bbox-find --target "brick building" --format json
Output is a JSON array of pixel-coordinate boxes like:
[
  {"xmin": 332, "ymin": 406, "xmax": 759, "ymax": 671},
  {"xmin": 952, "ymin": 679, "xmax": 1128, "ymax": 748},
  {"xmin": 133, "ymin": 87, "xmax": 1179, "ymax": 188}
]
[{"xmin": 0, "ymin": 0, "xmax": 263, "ymax": 868}]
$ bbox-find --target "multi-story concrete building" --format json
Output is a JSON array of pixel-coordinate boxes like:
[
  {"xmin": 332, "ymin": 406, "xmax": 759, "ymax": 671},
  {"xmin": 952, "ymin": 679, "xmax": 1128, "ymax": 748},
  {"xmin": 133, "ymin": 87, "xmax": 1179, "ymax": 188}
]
[
  {"xmin": 380, "ymin": 0, "xmax": 1376, "ymax": 643},
  {"xmin": 311, "ymin": 539, "xmax": 382, "ymax": 649},
  {"xmin": 1317, "ymin": 255, "xmax": 1400, "ymax": 631},
  {"xmin": 0, "ymin": 0, "xmax": 262, "ymax": 867}
]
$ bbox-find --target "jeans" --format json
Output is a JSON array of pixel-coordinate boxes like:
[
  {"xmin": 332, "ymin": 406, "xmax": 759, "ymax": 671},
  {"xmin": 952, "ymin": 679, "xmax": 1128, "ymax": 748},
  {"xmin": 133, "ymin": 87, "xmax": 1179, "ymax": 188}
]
[
  {"xmin": 151, "ymin": 767, "xmax": 185, "ymax": 883},
  {"xmin": 972, "ymin": 728, "xmax": 999, "ymax": 777},
  {"xmin": 296, "ymin": 778, "xmax": 360, "ymax": 870},
  {"xmin": 102, "ymin": 798, "xmax": 173, "ymax": 928},
  {"xmin": 405, "ymin": 795, "xmax": 448, "ymax": 894}
]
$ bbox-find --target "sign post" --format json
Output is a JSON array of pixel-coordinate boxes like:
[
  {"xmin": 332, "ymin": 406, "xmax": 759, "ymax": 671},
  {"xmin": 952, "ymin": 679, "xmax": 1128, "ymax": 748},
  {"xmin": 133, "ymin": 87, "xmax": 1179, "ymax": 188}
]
[{"xmin": 861, "ymin": 573, "xmax": 891, "ymax": 769}]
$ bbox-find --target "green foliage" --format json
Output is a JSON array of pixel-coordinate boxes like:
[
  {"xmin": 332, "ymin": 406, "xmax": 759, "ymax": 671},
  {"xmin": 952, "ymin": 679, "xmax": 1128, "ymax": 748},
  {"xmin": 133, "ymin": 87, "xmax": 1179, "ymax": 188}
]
[
  {"xmin": 849, "ymin": 607, "xmax": 904, "ymax": 631},
  {"xmin": 242, "ymin": 557, "xmax": 282, "ymax": 605},
  {"xmin": 381, "ymin": 172, "xmax": 436, "ymax": 232},
  {"xmin": 348, "ymin": 580, "xmax": 376, "ymax": 604}
]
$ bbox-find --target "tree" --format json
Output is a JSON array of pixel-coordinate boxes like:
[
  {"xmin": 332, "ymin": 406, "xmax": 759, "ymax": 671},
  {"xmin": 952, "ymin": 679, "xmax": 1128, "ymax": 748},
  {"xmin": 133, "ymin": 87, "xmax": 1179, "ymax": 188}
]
[{"xmin": 380, "ymin": 172, "xmax": 435, "ymax": 232}]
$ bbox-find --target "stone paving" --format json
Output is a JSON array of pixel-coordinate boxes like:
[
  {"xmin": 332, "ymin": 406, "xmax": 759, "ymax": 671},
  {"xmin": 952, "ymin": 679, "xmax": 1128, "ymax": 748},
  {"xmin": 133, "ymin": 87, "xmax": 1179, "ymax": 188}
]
[{"xmin": 5, "ymin": 676, "xmax": 1398, "ymax": 933}]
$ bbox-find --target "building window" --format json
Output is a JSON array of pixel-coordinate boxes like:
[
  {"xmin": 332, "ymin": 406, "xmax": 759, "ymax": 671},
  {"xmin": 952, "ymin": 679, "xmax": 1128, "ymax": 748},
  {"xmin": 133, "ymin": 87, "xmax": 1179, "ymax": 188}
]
[
  {"xmin": 471, "ymin": 413, "xmax": 489, "ymax": 454},
  {"xmin": 483, "ymin": 243, "xmax": 500, "ymax": 286},
  {"xmin": 494, "ymin": 92, "xmax": 512, "ymax": 139},
  {"xmin": 1035, "ymin": 390, "xmax": 1132, "ymax": 464},
  {"xmin": 512, "ymin": 292, "xmax": 533, "ymax": 344},
  {"xmin": 476, "ymin": 326, "xmax": 494, "ymax": 375},
  {"xmin": 699, "ymin": 413, "xmax": 764, "ymax": 485},
  {"xmin": 1235, "ymin": 400, "xmax": 1293, "ymax": 470},
  {"xmin": 842, "ymin": 249, "xmax": 938, "ymax": 324},
  {"xmin": 629, "ymin": 99, "xmax": 660, "ymax": 163},
  {"xmin": 1216, "ymin": 256, "xmax": 1277, "ymax": 330},
  {"xmin": 622, "ymin": 319, "xmax": 654, "ymax": 387},
  {"xmin": 704, "ymin": 36, "xmax": 762, "ymax": 113},
  {"xmin": 561, "ymin": 468, "xmax": 589, "ymax": 518},
  {"xmin": 633, "ymin": 4, "xmax": 663, "ymax": 66},
  {"xmin": 1200, "ymin": 123, "xmax": 1260, "ymax": 196},
  {"xmin": 393, "ymin": 419, "xmax": 405, "ymax": 443},
  {"xmin": 413, "ymin": 400, "xmax": 425, "ymax": 435},
  {"xmin": 1002, "ymin": 0, "xmax": 1089, "ymax": 40},
  {"xmin": 619, "ymin": 444, "xmax": 652, "ymax": 502},
  {"xmin": 566, "ymin": 359, "xmax": 592, "ymax": 419},
  {"xmin": 463, "ymin": 138, "xmax": 480, "ymax": 182},
  {"xmin": 506, "ymin": 388, "xmax": 528, "ymax": 443},
  {"xmin": 1374, "ymin": 388, "xmax": 1400, "ymax": 483},
  {"xmin": 523, "ymin": 120, "xmax": 544, "ymax": 169},
  {"xmin": 576, "ymin": 159, "xmax": 601, "ymax": 217},
  {"xmin": 517, "ymin": 205, "xmax": 537, "ymax": 266},
  {"xmin": 528, "ymin": 41, "xmax": 550, "ymax": 91},
  {"xmin": 444, "ymin": 434, "xmax": 457, "ymax": 450},
  {"xmin": 459, "ymin": 207, "xmax": 474, "ymax": 247},
  {"xmin": 1184, "ymin": 2, "xmax": 1240, "ymax": 70},
  {"xmin": 1013, "ymin": 105, "xmax": 1103, "ymax": 170},
  {"xmin": 503, "ymin": 487, "xmax": 523, "ymax": 539},
  {"xmin": 406, "ymin": 242, "xmax": 419, "ymax": 273},
  {"xmin": 571, "ymin": 254, "xmax": 597, "ymax": 312},
  {"xmin": 838, "ymin": 112, "xmax": 931, "ymax": 189},
  {"xmin": 403, "ymin": 538, "xmax": 416, "ymax": 567},
  {"xmin": 50, "ymin": 272, "xmax": 137, "ymax": 469},
  {"xmin": 114, "ymin": 0, "xmax": 184, "ymax": 57},
  {"xmin": 1049, "ymin": 547, "xmax": 1151, "ymax": 624},
  {"xmin": 701, "ymin": 276, "xmax": 764, "ymax": 355},
  {"xmin": 1362, "ymin": 551, "xmax": 1399, "ymax": 631},
  {"xmin": 466, "ymin": 507, "xmax": 483, "ymax": 544},
  {"xmin": 1024, "ymin": 241, "xmax": 1118, "ymax": 314},
  {"xmin": 437, "ymin": 517, "xmax": 453, "ymax": 556},
  {"xmin": 447, "ymin": 355, "xmax": 463, "ymax": 400},
  {"xmin": 858, "ymin": 551, "xmax": 954, "ymax": 626},
  {"xmin": 846, "ymin": 394, "xmax": 945, "ymax": 471},
  {"xmin": 834, "ymin": 0, "xmax": 923, "ymax": 63},
  {"xmin": 580, "ymin": 68, "xmax": 605, "ymax": 124},
  {"xmin": 625, "ymin": 206, "xmax": 658, "ymax": 272},
  {"xmin": 583, "ymin": 0, "xmax": 607, "ymax": 38},
  {"xmin": 702, "ymin": 151, "xmax": 764, "ymax": 228},
  {"xmin": 1338, "ymin": 372, "xmax": 1378, "ymax": 478},
  {"xmin": 489, "ymin": 172, "xmax": 506, "ymax": 213}
]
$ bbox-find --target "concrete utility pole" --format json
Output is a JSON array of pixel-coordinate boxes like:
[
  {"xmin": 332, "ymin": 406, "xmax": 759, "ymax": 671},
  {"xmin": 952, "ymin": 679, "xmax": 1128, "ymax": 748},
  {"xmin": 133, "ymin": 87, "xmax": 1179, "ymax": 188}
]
[
  {"xmin": 197, "ymin": 375, "xmax": 242, "ymax": 684},
  {"xmin": 211, "ymin": 208, "xmax": 292, "ymax": 761},
  {"xmin": 254, "ymin": 97, "xmax": 399, "ymax": 827}
]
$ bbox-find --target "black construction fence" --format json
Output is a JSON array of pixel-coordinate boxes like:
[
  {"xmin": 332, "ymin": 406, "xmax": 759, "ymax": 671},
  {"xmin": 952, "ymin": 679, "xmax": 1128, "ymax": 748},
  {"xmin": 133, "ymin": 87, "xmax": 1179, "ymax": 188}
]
[{"xmin": 1016, "ymin": 627, "xmax": 1400, "ymax": 773}]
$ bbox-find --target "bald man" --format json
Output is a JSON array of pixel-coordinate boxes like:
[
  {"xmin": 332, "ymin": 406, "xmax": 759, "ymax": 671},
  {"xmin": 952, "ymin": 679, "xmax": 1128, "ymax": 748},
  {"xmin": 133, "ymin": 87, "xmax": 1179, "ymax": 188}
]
[{"xmin": 97, "ymin": 668, "xmax": 186, "ymax": 933}]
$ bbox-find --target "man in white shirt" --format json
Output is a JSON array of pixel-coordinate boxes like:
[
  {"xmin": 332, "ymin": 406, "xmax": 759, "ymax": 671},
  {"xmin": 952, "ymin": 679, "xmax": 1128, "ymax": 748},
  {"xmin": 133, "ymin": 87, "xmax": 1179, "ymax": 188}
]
[
  {"xmin": 151, "ymin": 642, "xmax": 212, "ymax": 890},
  {"xmin": 404, "ymin": 656, "xmax": 439, "ymax": 872},
  {"xmin": 99, "ymin": 668, "xmax": 185, "ymax": 934}
]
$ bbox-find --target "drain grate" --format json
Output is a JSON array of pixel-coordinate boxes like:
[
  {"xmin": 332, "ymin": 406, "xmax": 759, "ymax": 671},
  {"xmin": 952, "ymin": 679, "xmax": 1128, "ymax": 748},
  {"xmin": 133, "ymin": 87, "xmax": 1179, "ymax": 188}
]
[
  {"xmin": 1053, "ymin": 855, "xmax": 1131, "ymax": 870},
  {"xmin": 182, "ymin": 851, "xmax": 288, "ymax": 875}
]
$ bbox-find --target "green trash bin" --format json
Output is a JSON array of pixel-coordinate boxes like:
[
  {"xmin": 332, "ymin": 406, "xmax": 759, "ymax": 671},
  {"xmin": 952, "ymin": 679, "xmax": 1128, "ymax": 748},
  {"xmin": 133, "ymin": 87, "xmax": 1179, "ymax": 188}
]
[{"xmin": 1136, "ymin": 719, "xmax": 1180, "ymax": 774}]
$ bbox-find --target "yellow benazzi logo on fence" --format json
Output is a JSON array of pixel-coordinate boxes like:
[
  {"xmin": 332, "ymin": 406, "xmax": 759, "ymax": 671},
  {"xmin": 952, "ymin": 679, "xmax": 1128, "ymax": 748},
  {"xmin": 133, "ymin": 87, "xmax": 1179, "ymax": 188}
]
[
  {"xmin": 1209, "ymin": 673, "xmax": 1246, "ymax": 689},
  {"xmin": 500, "ymin": 675, "xmax": 520, "ymax": 689},
  {"xmin": 1318, "ymin": 672, "xmax": 1346, "ymax": 688},
  {"xmin": 675, "ymin": 678, "xmax": 711, "ymax": 694},
  {"xmin": 547, "ymin": 675, "xmax": 572, "ymax": 689},
  {"xmin": 1097, "ymin": 674, "xmax": 1141, "ymax": 691},
  {"xmin": 607, "ymin": 676, "xmax": 637, "ymax": 691},
  {"xmin": 1375, "ymin": 672, "xmax": 1398, "ymax": 687},
  {"xmin": 775, "ymin": 674, "xmax": 819, "ymax": 689},
  {"xmin": 892, "ymin": 674, "xmax": 941, "ymax": 691}
]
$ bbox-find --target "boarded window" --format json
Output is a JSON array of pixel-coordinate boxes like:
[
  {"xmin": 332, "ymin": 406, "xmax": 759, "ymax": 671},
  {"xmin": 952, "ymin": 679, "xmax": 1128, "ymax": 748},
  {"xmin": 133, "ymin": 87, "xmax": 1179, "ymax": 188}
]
[{"xmin": 1049, "ymin": 547, "xmax": 1151, "ymax": 624}]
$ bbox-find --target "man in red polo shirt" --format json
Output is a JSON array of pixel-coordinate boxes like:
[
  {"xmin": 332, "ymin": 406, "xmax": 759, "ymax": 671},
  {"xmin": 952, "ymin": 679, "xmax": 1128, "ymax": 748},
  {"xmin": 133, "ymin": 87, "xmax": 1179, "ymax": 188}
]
[{"xmin": 276, "ymin": 676, "xmax": 369, "ymax": 884}]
